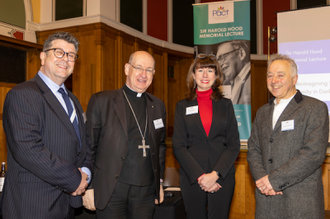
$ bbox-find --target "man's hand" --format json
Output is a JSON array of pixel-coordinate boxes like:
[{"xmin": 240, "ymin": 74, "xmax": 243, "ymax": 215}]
[
  {"xmin": 198, "ymin": 171, "xmax": 221, "ymax": 192},
  {"xmin": 71, "ymin": 168, "xmax": 88, "ymax": 196},
  {"xmin": 83, "ymin": 189, "xmax": 96, "ymax": 211},
  {"xmin": 256, "ymin": 175, "xmax": 282, "ymax": 196},
  {"xmin": 155, "ymin": 185, "xmax": 164, "ymax": 204}
]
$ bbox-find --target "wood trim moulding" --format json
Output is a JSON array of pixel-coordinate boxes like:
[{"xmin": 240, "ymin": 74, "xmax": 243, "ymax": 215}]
[
  {"xmin": 0, "ymin": 82, "xmax": 17, "ymax": 88},
  {"xmin": 0, "ymin": 35, "xmax": 43, "ymax": 50},
  {"xmin": 37, "ymin": 15, "xmax": 193, "ymax": 54},
  {"xmin": 37, "ymin": 22, "xmax": 194, "ymax": 59}
]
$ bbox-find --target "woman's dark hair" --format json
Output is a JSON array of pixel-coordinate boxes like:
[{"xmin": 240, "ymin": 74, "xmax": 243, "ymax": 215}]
[{"xmin": 185, "ymin": 54, "xmax": 223, "ymax": 101}]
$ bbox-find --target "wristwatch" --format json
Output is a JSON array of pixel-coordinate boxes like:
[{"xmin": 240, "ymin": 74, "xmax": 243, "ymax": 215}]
[{"xmin": 215, "ymin": 171, "xmax": 223, "ymax": 180}]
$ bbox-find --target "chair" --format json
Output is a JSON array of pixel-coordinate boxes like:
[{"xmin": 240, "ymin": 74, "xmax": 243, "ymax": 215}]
[{"xmin": 154, "ymin": 167, "xmax": 186, "ymax": 219}]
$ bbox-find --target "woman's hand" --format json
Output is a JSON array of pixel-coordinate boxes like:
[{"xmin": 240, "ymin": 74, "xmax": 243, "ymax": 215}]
[{"xmin": 198, "ymin": 171, "xmax": 222, "ymax": 192}]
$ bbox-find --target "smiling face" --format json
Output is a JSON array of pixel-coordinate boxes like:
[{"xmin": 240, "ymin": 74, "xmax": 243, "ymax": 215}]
[
  {"xmin": 216, "ymin": 42, "xmax": 244, "ymax": 85},
  {"xmin": 267, "ymin": 60, "xmax": 298, "ymax": 104},
  {"xmin": 193, "ymin": 67, "xmax": 216, "ymax": 91},
  {"xmin": 40, "ymin": 39, "xmax": 76, "ymax": 86},
  {"xmin": 125, "ymin": 51, "xmax": 155, "ymax": 93}
]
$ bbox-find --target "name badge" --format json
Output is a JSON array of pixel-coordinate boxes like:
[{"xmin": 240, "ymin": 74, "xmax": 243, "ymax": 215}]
[
  {"xmin": 281, "ymin": 120, "xmax": 294, "ymax": 131},
  {"xmin": 153, "ymin": 118, "xmax": 164, "ymax": 129},
  {"xmin": 186, "ymin": 106, "xmax": 198, "ymax": 115}
]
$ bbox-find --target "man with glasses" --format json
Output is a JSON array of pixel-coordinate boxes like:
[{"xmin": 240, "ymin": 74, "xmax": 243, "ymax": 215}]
[
  {"xmin": 1, "ymin": 31, "xmax": 92, "ymax": 219},
  {"xmin": 216, "ymin": 40, "xmax": 251, "ymax": 105},
  {"xmin": 83, "ymin": 51, "xmax": 166, "ymax": 219}
]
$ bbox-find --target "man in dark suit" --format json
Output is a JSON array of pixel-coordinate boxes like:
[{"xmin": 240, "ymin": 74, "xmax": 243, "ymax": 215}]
[
  {"xmin": 83, "ymin": 51, "xmax": 166, "ymax": 219},
  {"xmin": 1, "ymin": 32, "xmax": 92, "ymax": 219},
  {"xmin": 247, "ymin": 54, "xmax": 329, "ymax": 218}
]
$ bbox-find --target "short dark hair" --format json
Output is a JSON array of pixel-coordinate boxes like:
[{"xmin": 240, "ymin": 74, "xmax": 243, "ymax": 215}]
[
  {"xmin": 185, "ymin": 55, "xmax": 223, "ymax": 101},
  {"xmin": 43, "ymin": 31, "xmax": 79, "ymax": 52}
]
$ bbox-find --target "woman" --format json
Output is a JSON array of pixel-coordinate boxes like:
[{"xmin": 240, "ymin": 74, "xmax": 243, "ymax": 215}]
[{"xmin": 172, "ymin": 54, "xmax": 240, "ymax": 219}]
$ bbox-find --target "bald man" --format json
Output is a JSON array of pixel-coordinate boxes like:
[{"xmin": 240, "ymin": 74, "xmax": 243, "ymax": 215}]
[{"xmin": 83, "ymin": 51, "xmax": 166, "ymax": 219}]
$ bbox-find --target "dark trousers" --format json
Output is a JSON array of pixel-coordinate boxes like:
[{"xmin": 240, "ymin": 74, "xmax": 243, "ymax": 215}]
[
  {"xmin": 64, "ymin": 206, "xmax": 75, "ymax": 219},
  {"xmin": 180, "ymin": 173, "xmax": 235, "ymax": 219},
  {"xmin": 96, "ymin": 181, "xmax": 156, "ymax": 219}
]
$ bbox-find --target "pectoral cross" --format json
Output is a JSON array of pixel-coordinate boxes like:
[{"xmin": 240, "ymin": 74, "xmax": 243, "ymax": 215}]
[{"xmin": 138, "ymin": 139, "xmax": 150, "ymax": 157}]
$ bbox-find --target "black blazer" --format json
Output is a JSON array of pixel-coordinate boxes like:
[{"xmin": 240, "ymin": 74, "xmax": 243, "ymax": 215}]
[
  {"xmin": 172, "ymin": 97, "xmax": 240, "ymax": 184},
  {"xmin": 86, "ymin": 88, "xmax": 167, "ymax": 210},
  {"xmin": 1, "ymin": 74, "xmax": 93, "ymax": 219}
]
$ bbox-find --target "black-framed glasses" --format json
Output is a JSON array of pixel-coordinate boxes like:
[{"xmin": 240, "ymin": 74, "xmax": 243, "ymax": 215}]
[
  {"xmin": 129, "ymin": 63, "xmax": 155, "ymax": 75},
  {"xmin": 196, "ymin": 53, "xmax": 216, "ymax": 60},
  {"xmin": 44, "ymin": 48, "xmax": 79, "ymax": 62},
  {"xmin": 217, "ymin": 49, "xmax": 239, "ymax": 62}
]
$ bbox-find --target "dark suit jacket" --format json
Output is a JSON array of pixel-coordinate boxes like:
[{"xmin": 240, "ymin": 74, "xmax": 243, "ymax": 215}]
[
  {"xmin": 86, "ymin": 87, "xmax": 167, "ymax": 210},
  {"xmin": 247, "ymin": 91, "xmax": 329, "ymax": 219},
  {"xmin": 172, "ymin": 97, "xmax": 240, "ymax": 185},
  {"xmin": 1, "ymin": 74, "xmax": 92, "ymax": 219}
]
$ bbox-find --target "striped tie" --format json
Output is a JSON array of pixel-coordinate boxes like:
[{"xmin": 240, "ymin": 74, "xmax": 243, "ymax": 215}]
[{"xmin": 58, "ymin": 88, "xmax": 81, "ymax": 144}]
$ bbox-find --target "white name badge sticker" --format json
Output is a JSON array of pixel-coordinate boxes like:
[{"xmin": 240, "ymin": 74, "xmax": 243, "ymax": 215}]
[
  {"xmin": 186, "ymin": 106, "xmax": 198, "ymax": 115},
  {"xmin": 153, "ymin": 118, "xmax": 164, "ymax": 129},
  {"xmin": 281, "ymin": 120, "xmax": 294, "ymax": 131}
]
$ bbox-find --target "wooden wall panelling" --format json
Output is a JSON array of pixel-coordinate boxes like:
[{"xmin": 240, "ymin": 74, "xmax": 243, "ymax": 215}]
[
  {"xmin": 165, "ymin": 139, "xmax": 180, "ymax": 169},
  {"xmin": 179, "ymin": 58, "xmax": 193, "ymax": 100},
  {"xmin": 136, "ymin": 37, "xmax": 150, "ymax": 53},
  {"xmin": 103, "ymin": 27, "xmax": 120, "ymax": 91},
  {"xmin": 166, "ymin": 56, "xmax": 193, "ymax": 137},
  {"xmin": 167, "ymin": 58, "xmax": 179, "ymax": 137},
  {"xmin": 75, "ymin": 29, "xmax": 95, "ymax": 110},
  {"xmin": 147, "ymin": 49, "xmax": 167, "ymax": 103},
  {"xmin": 245, "ymin": 161, "xmax": 257, "ymax": 219},
  {"xmin": 230, "ymin": 152, "xmax": 247, "ymax": 218},
  {"xmin": 26, "ymin": 48, "xmax": 42, "ymax": 80},
  {"xmin": 120, "ymin": 32, "xmax": 136, "ymax": 89},
  {"xmin": 0, "ymin": 86, "xmax": 13, "ymax": 164},
  {"xmin": 323, "ymin": 156, "xmax": 330, "ymax": 210},
  {"xmin": 250, "ymin": 60, "xmax": 268, "ymax": 122}
]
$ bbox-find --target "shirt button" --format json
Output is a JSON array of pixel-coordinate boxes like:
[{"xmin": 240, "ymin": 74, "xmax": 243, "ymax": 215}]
[{"xmin": 115, "ymin": 175, "xmax": 119, "ymax": 179}]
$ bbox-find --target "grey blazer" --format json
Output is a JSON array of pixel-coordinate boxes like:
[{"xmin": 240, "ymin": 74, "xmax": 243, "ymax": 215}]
[{"xmin": 247, "ymin": 90, "xmax": 329, "ymax": 219}]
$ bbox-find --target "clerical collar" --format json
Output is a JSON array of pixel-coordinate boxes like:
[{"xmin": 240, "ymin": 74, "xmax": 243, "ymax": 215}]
[{"xmin": 124, "ymin": 84, "xmax": 144, "ymax": 98}]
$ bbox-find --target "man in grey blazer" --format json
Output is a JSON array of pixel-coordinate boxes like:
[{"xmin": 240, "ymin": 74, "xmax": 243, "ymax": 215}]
[
  {"xmin": 1, "ymin": 32, "xmax": 92, "ymax": 219},
  {"xmin": 247, "ymin": 54, "xmax": 329, "ymax": 218},
  {"xmin": 83, "ymin": 51, "xmax": 166, "ymax": 219}
]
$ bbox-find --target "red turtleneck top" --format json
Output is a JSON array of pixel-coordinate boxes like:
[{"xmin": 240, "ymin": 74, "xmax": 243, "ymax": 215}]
[{"xmin": 196, "ymin": 88, "xmax": 213, "ymax": 136}]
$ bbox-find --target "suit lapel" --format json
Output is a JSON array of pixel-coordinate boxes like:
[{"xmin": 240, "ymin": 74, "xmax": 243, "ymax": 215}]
[
  {"xmin": 34, "ymin": 74, "xmax": 78, "ymax": 141},
  {"xmin": 264, "ymin": 101, "xmax": 275, "ymax": 136},
  {"xmin": 114, "ymin": 88, "xmax": 128, "ymax": 140},
  {"xmin": 273, "ymin": 98, "xmax": 300, "ymax": 132},
  {"xmin": 188, "ymin": 99, "xmax": 207, "ymax": 137},
  {"xmin": 146, "ymin": 93, "xmax": 155, "ymax": 148}
]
